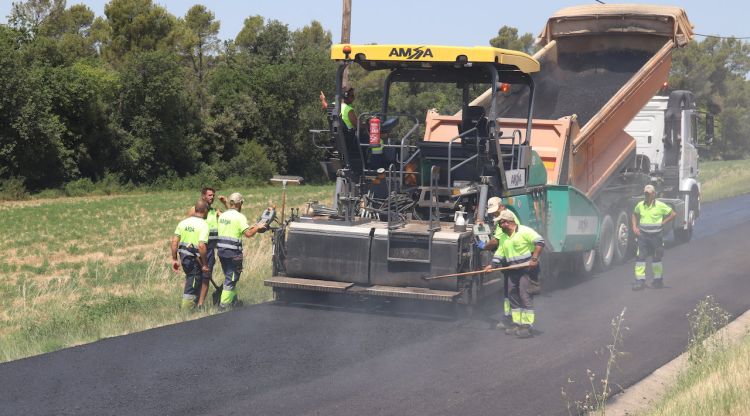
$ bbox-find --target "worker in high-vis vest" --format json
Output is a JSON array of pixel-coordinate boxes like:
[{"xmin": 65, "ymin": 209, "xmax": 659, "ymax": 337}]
[
  {"xmin": 171, "ymin": 200, "xmax": 210, "ymax": 310},
  {"xmin": 186, "ymin": 187, "xmax": 227, "ymax": 307},
  {"xmin": 477, "ymin": 197, "xmax": 521, "ymax": 330},
  {"xmin": 216, "ymin": 192, "xmax": 266, "ymax": 309},
  {"xmin": 632, "ymin": 184, "xmax": 676, "ymax": 290},
  {"xmin": 484, "ymin": 210, "xmax": 544, "ymax": 338},
  {"xmin": 320, "ymin": 87, "xmax": 383, "ymax": 168}
]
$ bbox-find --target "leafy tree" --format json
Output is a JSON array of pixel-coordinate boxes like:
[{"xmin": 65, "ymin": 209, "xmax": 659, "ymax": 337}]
[
  {"xmin": 102, "ymin": 0, "xmax": 175, "ymax": 64},
  {"xmin": 490, "ymin": 26, "xmax": 537, "ymax": 54},
  {"xmin": 235, "ymin": 15, "xmax": 263, "ymax": 52},
  {"xmin": 670, "ymin": 37, "xmax": 750, "ymax": 159},
  {"xmin": 178, "ymin": 4, "xmax": 219, "ymax": 85},
  {"xmin": 117, "ymin": 50, "xmax": 199, "ymax": 182},
  {"xmin": 8, "ymin": 0, "xmax": 66, "ymax": 36}
]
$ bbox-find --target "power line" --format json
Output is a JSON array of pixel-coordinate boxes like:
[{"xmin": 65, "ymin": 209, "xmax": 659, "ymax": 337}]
[{"xmin": 694, "ymin": 33, "xmax": 750, "ymax": 40}]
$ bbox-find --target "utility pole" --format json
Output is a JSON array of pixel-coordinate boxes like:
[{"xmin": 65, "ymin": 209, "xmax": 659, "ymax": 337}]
[{"xmin": 341, "ymin": 0, "xmax": 352, "ymax": 87}]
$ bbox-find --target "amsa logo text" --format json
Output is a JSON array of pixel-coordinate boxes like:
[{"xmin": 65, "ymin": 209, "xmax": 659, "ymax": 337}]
[{"xmin": 388, "ymin": 47, "xmax": 434, "ymax": 60}]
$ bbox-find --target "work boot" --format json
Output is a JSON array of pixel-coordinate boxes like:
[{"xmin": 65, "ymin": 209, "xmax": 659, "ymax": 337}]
[
  {"xmin": 652, "ymin": 278, "xmax": 664, "ymax": 289},
  {"xmin": 632, "ymin": 280, "xmax": 646, "ymax": 291},
  {"xmin": 504, "ymin": 325, "xmax": 519, "ymax": 336},
  {"xmin": 516, "ymin": 326, "xmax": 533, "ymax": 339}
]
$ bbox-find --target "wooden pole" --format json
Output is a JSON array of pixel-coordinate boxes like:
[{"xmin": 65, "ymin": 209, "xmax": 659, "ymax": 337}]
[
  {"xmin": 422, "ymin": 262, "xmax": 531, "ymax": 281},
  {"xmin": 341, "ymin": 0, "xmax": 352, "ymax": 87}
]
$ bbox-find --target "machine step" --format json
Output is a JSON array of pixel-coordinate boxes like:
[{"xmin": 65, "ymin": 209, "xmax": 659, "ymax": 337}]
[
  {"xmin": 364, "ymin": 285, "xmax": 460, "ymax": 302},
  {"xmin": 265, "ymin": 276, "xmax": 354, "ymax": 293}
]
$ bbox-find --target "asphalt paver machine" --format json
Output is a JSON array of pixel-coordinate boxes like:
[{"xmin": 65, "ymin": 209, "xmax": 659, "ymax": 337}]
[{"xmin": 265, "ymin": 44, "xmax": 598, "ymax": 306}]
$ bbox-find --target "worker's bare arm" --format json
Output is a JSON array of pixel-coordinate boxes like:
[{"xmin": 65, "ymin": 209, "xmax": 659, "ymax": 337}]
[{"xmin": 170, "ymin": 236, "xmax": 180, "ymax": 271}]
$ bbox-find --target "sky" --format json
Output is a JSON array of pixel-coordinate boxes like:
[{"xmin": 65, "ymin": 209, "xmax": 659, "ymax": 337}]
[{"xmin": 2, "ymin": 0, "xmax": 749, "ymax": 45}]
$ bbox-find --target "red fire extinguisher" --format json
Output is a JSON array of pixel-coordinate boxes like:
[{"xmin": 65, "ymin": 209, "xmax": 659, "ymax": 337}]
[{"xmin": 369, "ymin": 117, "xmax": 381, "ymax": 147}]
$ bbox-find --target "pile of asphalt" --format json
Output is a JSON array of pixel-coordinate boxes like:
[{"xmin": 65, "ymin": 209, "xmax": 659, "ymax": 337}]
[{"xmin": 496, "ymin": 46, "xmax": 655, "ymax": 127}]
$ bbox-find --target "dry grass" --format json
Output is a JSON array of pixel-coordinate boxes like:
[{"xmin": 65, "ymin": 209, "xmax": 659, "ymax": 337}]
[{"xmin": 642, "ymin": 335, "xmax": 750, "ymax": 416}]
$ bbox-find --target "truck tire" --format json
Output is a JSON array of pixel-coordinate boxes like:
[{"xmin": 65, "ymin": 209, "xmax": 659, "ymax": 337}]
[
  {"xmin": 573, "ymin": 249, "xmax": 596, "ymax": 277},
  {"xmin": 595, "ymin": 214, "xmax": 615, "ymax": 270},
  {"xmin": 674, "ymin": 205, "xmax": 695, "ymax": 244},
  {"xmin": 613, "ymin": 210, "xmax": 631, "ymax": 263},
  {"xmin": 674, "ymin": 190, "xmax": 697, "ymax": 244}
]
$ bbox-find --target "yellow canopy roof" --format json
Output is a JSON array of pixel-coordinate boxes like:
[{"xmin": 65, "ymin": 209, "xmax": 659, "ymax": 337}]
[{"xmin": 330, "ymin": 44, "xmax": 540, "ymax": 73}]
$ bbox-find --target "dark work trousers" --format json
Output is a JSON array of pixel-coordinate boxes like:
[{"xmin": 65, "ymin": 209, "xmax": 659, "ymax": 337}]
[
  {"xmin": 507, "ymin": 268, "xmax": 537, "ymax": 327},
  {"xmin": 181, "ymin": 256, "xmax": 202, "ymax": 301},
  {"xmin": 636, "ymin": 232, "xmax": 664, "ymax": 261},
  {"xmin": 219, "ymin": 255, "xmax": 243, "ymax": 290},
  {"xmin": 635, "ymin": 232, "xmax": 664, "ymax": 279}
]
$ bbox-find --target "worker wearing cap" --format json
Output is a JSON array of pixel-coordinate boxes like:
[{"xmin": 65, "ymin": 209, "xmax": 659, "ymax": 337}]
[
  {"xmin": 186, "ymin": 187, "xmax": 228, "ymax": 307},
  {"xmin": 477, "ymin": 197, "xmax": 520, "ymax": 329},
  {"xmin": 632, "ymin": 184, "xmax": 676, "ymax": 290},
  {"xmin": 171, "ymin": 200, "xmax": 210, "ymax": 310},
  {"xmin": 216, "ymin": 192, "xmax": 267, "ymax": 308},
  {"xmin": 484, "ymin": 210, "xmax": 544, "ymax": 338}
]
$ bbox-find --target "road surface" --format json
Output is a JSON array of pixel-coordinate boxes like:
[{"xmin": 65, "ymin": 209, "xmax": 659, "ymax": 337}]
[{"xmin": 2, "ymin": 194, "xmax": 750, "ymax": 416}]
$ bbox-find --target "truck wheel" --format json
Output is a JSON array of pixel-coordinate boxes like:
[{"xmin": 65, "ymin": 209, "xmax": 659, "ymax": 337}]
[
  {"xmin": 613, "ymin": 210, "xmax": 631, "ymax": 263},
  {"xmin": 574, "ymin": 249, "xmax": 596, "ymax": 277},
  {"xmin": 595, "ymin": 214, "xmax": 615, "ymax": 270},
  {"xmin": 674, "ymin": 207, "xmax": 695, "ymax": 243}
]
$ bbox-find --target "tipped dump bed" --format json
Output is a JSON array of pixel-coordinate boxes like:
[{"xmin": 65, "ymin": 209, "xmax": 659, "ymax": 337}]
[{"xmin": 476, "ymin": 4, "xmax": 693, "ymax": 198}]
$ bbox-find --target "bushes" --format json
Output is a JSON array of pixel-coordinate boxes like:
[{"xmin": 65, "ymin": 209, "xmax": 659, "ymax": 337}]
[
  {"xmin": 0, "ymin": 141, "xmax": 279, "ymax": 201},
  {"xmin": 63, "ymin": 178, "xmax": 95, "ymax": 197},
  {"xmin": 0, "ymin": 177, "xmax": 29, "ymax": 201}
]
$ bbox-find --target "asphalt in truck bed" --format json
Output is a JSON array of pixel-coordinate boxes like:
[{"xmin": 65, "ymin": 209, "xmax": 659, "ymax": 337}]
[{"xmin": 2, "ymin": 194, "xmax": 750, "ymax": 416}]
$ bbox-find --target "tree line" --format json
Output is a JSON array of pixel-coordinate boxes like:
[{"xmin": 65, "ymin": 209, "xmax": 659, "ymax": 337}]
[{"xmin": 1, "ymin": 1, "xmax": 748, "ymax": 195}]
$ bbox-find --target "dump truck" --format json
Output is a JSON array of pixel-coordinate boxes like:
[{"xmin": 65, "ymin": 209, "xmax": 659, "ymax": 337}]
[
  {"xmin": 265, "ymin": 4, "xmax": 705, "ymax": 305},
  {"xmin": 453, "ymin": 4, "xmax": 708, "ymax": 272}
]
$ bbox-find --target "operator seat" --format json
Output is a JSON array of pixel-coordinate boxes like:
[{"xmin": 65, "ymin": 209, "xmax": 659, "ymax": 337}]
[{"xmin": 460, "ymin": 105, "xmax": 488, "ymax": 146}]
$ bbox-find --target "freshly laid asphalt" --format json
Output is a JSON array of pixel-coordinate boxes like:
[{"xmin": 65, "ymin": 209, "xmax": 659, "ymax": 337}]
[{"xmin": 2, "ymin": 194, "xmax": 750, "ymax": 416}]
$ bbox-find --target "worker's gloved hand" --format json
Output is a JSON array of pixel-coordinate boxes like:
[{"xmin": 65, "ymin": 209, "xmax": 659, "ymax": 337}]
[
  {"xmin": 172, "ymin": 260, "xmax": 180, "ymax": 273},
  {"xmin": 475, "ymin": 240, "xmax": 486, "ymax": 250}
]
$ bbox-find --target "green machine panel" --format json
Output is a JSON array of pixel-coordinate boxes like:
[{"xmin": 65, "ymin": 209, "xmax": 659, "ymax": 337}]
[{"xmin": 545, "ymin": 185, "xmax": 599, "ymax": 252}]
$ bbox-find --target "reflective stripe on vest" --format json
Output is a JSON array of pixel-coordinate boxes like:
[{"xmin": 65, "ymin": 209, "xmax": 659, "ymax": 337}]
[
  {"xmin": 217, "ymin": 236, "xmax": 242, "ymax": 251},
  {"xmin": 635, "ymin": 200, "xmax": 672, "ymax": 234},
  {"xmin": 178, "ymin": 242, "xmax": 199, "ymax": 258}
]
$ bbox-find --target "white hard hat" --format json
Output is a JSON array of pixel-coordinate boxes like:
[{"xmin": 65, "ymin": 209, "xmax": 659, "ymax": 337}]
[{"xmin": 644, "ymin": 184, "xmax": 656, "ymax": 194}]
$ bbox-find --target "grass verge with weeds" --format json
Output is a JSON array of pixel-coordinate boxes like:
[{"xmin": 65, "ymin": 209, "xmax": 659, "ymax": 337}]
[
  {"xmin": 562, "ymin": 307, "xmax": 629, "ymax": 416},
  {"xmin": 640, "ymin": 297, "xmax": 748, "ymax": 416}
]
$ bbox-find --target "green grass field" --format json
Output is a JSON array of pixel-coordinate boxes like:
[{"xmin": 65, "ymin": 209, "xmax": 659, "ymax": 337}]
[
  {"xmin": 698, "ymin": 159, "xmax": 750, "ymax": 202},
  {"xmin": 0, "ymin": 185, "xmax": 333, "ymax": 362}
]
